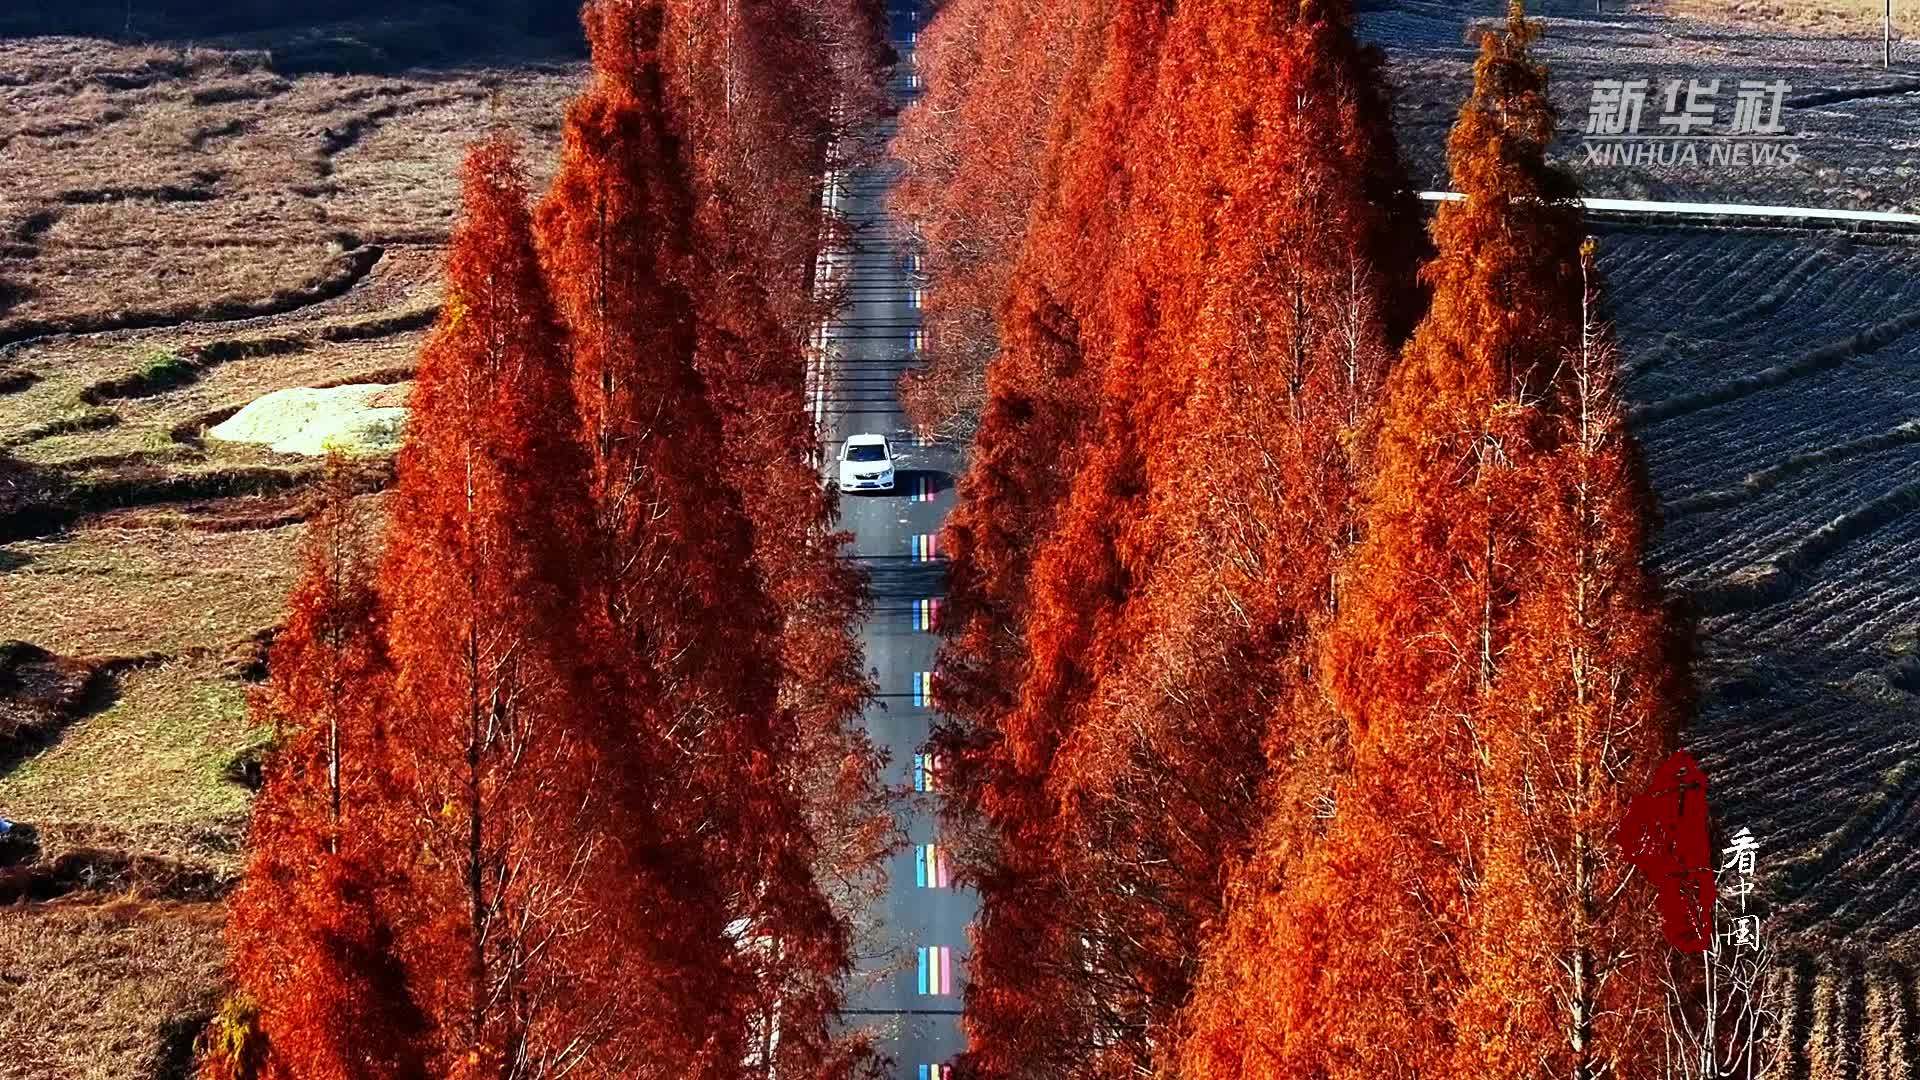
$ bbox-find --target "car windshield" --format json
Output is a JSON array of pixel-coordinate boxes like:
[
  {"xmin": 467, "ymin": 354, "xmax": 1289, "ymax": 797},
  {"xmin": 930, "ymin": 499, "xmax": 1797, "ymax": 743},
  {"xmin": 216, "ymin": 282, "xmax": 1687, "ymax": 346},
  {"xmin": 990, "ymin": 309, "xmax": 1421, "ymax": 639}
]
[{"xmin": 847, "ymin": 443, "xmax": 888, "ymax": 462}]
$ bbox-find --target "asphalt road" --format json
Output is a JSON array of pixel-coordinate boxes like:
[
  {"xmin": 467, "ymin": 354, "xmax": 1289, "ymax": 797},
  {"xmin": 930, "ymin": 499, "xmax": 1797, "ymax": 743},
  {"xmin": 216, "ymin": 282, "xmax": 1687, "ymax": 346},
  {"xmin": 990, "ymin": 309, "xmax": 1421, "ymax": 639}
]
[{"xmin": 822, "ymin": 5, "xmax": 973, "ymax": 1076}]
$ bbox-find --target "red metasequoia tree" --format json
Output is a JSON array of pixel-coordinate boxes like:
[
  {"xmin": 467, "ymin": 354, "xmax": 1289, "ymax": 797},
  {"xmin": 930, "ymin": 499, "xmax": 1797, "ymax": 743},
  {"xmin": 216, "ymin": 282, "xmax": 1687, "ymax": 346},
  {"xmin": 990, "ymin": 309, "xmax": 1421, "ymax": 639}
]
[
  {"xmin": 927, "ymin": 1, "xmax": 1168, "ymax": 1075},
  {"xmin": 942, "ymin": 2, "xmax": 1421, "ymax": 1075},
  {"xmin": 919, "ymin": 0, "xmax": 1104, "ymax": 784},
  {"xmin": 668, "ymin": 2, "xmax": 902, "ymax": 1065},
  {"xmin": 1176, "ymin": 8, "xmax": 1686, "ymax": 1076},
  {"xmin": 891, "ymin": 0, "xmax": 1092, "ymax": 439},
  {"xmin": 212, "ymin": 1, "xmax": 889, "ymax": 1072},
  {"xmin": 537, "ymin": 3, "xmax": 887, "ymax": 1072},
  {"xmin": 1451, "ymin": 238, "xmax": 1688, "ymax": 1080},
  {"xmin": 381, "ymin": 134, "xmax": 694, "ymax": 1077},
  {"xmin": 930, "ymin": 0, "xmax": 1139, "ymax": 809},
  {"xmin": 207, "ymin": 456, "xmax": 426, "ymax": 1080},
  {"xmin": 922, "ymin": 0, "xmax": 1425, "ymax": 1075},
  {"xmin": 533, "ymin": 1, "xmax": 766, "ymax": 1066},
  {"xmin": 662, "ymin": 0, "xmax": 890, "ymax": 320},
  {"xmin": 653, "ymin": 5, "xmax": 898, "ymax": 1060}
]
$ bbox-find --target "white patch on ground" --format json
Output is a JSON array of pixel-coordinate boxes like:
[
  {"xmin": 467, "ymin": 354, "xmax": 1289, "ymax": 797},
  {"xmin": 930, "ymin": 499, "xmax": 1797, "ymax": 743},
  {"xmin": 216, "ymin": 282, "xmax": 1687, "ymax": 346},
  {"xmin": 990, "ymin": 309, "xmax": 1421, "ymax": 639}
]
[{"xmin": 208, "ymin": 383, "xmax": 409, "ymax": 456}]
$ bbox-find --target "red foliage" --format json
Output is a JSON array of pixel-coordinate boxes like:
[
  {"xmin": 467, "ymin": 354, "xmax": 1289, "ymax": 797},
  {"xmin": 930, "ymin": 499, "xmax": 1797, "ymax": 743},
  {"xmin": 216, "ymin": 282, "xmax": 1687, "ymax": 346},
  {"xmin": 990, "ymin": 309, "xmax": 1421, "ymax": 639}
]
[
  {"xmin": 538, "ymin": 2, "xmax": 893, "ymax": 1071},
  {"xmin": 1176, "ymin": 10, "xmax": 1686, "ymax": 1076},
  {"xmin": 534, "ymin": 7, "xmax": 777, "ymax": 1071},
  {"xmin": 931, "ymin": 0, "xmax": 1152, "ymax": 757},
  {"xmin": 924, "ymin": 3, "xmax": 1169, "ymax": 1075},
  {"xmin": 213, "ymin": 458, "xmax": 426, "ymax": 1080},
  {"xmin": 216, "ymin": 1, "xmax": 891, "ymax": 1073},
  {"xmin": 661, "ymin": 0, "xmax": 888, "ymax": 338},
  {"xmin": 651, "ymin": 4, "xmax": 898, "ymax": 1068},
  {"xmin": 1067, "ymin": 0, "xmax": 1410, "ymax": 1067},
  {"xmin": 891, "ymin": 0, "xmax": 1092, "ymax": 439},
  {"xmin": 1447, "ymin": 227, "xmax": 1687, "ymax": 1080},
  {"xmin": 380, "ymin": 134, "xmax": 697, "ymax": 1076},
  {"xmin": 925, "ymin": 1, "xmax": 1423, "ymax": 1075}
]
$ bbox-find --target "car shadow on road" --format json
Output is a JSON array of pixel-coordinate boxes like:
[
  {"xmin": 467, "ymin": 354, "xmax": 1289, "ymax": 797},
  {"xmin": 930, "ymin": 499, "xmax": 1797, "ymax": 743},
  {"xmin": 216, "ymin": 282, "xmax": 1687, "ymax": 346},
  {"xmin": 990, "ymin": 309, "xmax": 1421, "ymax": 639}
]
[
  {"xmin": 893, "ymin": 468, "xmax": 954, "ymax": 496},
  {"xmin": 833, "ymin": 469, "xmax": 954, "ymax": 498}
]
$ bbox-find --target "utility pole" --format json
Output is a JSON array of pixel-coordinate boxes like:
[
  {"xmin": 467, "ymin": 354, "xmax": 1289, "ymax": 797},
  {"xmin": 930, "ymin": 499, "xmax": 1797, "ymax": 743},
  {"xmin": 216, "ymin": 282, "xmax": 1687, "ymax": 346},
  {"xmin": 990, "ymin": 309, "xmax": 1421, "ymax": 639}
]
[{"xmin": 1889, "ymin": 0, "xmax": 1896, "ymax": 70}]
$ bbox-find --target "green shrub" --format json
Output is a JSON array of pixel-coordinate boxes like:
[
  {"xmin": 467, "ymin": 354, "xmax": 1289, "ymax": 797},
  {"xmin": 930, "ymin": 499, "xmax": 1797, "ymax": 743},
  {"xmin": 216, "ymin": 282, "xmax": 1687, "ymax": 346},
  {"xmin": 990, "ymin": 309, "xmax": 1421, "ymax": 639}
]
[{"xmin": 138, "ymin": 348, "xmax": 196, "ymax": 387}]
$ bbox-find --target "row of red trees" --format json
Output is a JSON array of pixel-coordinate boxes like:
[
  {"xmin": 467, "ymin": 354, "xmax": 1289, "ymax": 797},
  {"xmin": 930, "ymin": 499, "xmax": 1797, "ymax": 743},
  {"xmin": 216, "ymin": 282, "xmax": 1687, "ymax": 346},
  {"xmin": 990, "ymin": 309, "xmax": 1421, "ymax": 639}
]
[
  {"xmin": 204, "ymin": 2, "xmax": 895, "ymax": 1078},
  {"xmin": 901, "ymin": 2, "xmax": 1695, "ymax": 1076}
]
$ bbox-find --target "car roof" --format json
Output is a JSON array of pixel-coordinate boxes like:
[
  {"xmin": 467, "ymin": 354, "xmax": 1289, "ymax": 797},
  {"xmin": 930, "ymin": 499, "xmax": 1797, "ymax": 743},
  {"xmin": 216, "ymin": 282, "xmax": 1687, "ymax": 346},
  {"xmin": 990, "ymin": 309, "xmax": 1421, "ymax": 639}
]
[{"xmin": 845, "ymin": 433, "xmax": 888, "ymax": 446}]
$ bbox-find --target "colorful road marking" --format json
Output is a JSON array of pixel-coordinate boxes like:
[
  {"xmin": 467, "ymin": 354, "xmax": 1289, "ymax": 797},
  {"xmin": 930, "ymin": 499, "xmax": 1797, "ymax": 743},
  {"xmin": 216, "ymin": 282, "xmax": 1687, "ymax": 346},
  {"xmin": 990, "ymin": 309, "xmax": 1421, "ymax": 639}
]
[
  {"xmin": 916, "ymin": 945, "xmax": 952, "ymax": 995},
  {"xmin": 911, "ymin": 533, "xmax": 940, "ymax": 561},
  {"xmin": 910, "ymin": 327, "xmax": 926, "ymax": 351},
  {"xmin": 911, "ymin": 474, "xmax": 937, "ymax": 502},
  {"xmin": 913, "ymin": 752, "xmax": 942, "ymax": 793},
  {"xmin": 919, "ymin": 1067, "xmax": 949, "ymax": 1080},
  {"xmin": 912, "ymin": 670, "xmax": 934, "ymax": 708},
  {"xmin": 914, "ymin": 597, "xmax": 941, "ymax": 631},
  {"xmin": 915, "ymin": 843, "xmax": 951, "ymax": 888}
]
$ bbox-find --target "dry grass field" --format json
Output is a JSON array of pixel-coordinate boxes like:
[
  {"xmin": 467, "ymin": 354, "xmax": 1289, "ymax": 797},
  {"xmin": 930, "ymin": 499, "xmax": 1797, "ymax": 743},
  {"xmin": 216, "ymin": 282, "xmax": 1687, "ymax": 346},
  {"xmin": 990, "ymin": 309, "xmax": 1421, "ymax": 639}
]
[
  {"xmin": 1669, "ymin": 0, "xmax": 1909, "ymax": 34},
  {"xmin": 0, "ymin": 902, "xmax": 225, "ymax": 1080},
  {"xmin": 0, "ymin": 13, "xmax": 579, "ymax": 1073}
]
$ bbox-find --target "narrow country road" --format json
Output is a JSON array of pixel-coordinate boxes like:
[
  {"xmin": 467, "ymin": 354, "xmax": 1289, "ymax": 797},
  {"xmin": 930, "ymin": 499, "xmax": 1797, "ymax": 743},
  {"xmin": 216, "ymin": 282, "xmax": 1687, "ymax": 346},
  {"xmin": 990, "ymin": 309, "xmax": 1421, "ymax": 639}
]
[{"xmin": 823, "ymin": 4, "xmax": 973, "ymax": 1075}]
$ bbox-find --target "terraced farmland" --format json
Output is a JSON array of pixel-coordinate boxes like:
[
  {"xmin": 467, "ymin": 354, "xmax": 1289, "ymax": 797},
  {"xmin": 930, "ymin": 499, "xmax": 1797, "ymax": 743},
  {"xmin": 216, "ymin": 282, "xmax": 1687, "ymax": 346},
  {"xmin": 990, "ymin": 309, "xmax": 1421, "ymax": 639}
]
[
  {"xmin": 1605, "ymin": 228, "xmax": 1920, "ymax": 1078},
  {"xmin": 0, "ymin": 29, "xmax": 579, "ymax": 1075}
]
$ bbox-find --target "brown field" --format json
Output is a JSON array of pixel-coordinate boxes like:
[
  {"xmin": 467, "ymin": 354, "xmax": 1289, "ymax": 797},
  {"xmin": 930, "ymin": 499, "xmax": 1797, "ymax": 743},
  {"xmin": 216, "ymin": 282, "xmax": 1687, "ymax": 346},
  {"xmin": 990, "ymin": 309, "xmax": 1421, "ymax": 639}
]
[
  {"xmin": 1669, "ymin": 0, "xmax": 1910, "ymax": 34},
  {"xmin": 0, "ymin": 901, "xmax": 225, "ymax": 1080},
  {"xmin": 0, "ymin": 16, "xmax": 577, "ymax": 1073},
  {"xmin": 1613, "ymin": 228, "xmax": 1920, "ymax": 1078}
]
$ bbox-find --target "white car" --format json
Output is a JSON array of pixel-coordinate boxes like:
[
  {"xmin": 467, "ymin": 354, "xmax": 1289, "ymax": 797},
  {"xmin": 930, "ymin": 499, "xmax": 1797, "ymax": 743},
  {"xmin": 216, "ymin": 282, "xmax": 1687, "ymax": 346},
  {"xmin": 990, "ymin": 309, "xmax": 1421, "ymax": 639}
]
[{"xmin": 838, "ymin": 433, "xmax": 896, "ymax": 493}]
